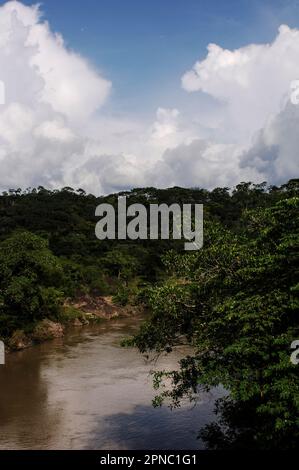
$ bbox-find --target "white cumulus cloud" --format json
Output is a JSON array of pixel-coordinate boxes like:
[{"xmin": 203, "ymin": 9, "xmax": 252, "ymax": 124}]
[
  {"xmin": 0, "ymin": 0, "xmax": 111, "ymax": 191},
  {"xmin": 180, "ymin": 24, "xmax": 299, "ymax": 184}
]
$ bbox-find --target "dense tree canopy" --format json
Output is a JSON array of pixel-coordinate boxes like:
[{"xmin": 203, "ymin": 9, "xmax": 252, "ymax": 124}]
[
  {"xmin": 133, "ymin": 190, "xmax": 299, "ymax": 449},
  {"xmin": 0, "ymin": 231, "xmax": 64, "ymax": 335}
]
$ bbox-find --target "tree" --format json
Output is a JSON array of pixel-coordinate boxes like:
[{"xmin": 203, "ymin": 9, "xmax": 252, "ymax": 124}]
[
  {"xmin": 133, "ymin": 196, "xmax": 299, "ymax": 449},
  {"xmin": 103, "ymin": 248, "xmax": 138, "ymax": 281},
  {"xmin": 0, "ymin": 231, "xmax": 64, "ymax": 336}
]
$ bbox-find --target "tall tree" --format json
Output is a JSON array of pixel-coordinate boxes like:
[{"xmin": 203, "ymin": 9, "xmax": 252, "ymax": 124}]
[
  {"xmin": 134, "ymin": 196, "xmax": 299, "ymax": 449},
  {"xmin": 0, "ymin": 232, "xmax": 64, "ymax": 336}
]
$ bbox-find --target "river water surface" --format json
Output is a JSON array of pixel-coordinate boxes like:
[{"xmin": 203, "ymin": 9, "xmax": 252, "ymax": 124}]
[{"xmin": 0, "ymin": 315, "xmax": 223, "ymax": 450}]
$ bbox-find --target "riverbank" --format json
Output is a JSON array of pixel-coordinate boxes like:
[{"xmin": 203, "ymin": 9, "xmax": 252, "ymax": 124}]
[{"xmin": 5, "ymin": 295, "xmax": 142, "ymax": 352}]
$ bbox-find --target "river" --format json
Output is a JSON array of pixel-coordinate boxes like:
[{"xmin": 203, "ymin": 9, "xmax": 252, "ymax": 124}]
[{"xmin": 0, "ymin": 315, "xmax": 223, "ymax": 450}]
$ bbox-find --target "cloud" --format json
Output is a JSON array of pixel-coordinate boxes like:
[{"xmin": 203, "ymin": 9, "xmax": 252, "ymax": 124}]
[
  {"xmin": 182, "ymin": 25, "xmax": 299, "ymax": 143},
  {"xmin": 0, "ymin": 2, "xmax": 190, "ymax": 194},
  {"xmin": 1, "ymin": 1, "xmax": 111, "ymax": 122},
  {"xmin": 149, "ymin": 140, "xmax": 261, "ymax": 189},
  {"xmin": 0, "ymin": 1, "xmax": 111, "ymax": 191},
  {"xmin": 240, "ymin": 101, "xmax": 299, "ymax": 184},
  {"xmin": 151, "ymin": 108, "xmax": 180, "ymax": 140},
  {"xmin": 0, "ymin": 1, "xmax": 298, "ymax": 194},
  {"xmin": 180, "ymin": 24, "xmax": 299, "ymax": 184}
]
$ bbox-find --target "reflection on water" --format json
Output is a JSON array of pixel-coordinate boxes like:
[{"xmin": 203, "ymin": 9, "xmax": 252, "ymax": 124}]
[{"xmin": 0, "ymin": 315, "xmax": 224, "ymax": 450}]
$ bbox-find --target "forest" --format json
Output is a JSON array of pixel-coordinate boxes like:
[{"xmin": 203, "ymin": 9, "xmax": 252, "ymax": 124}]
[{"xmin": 0, "ymin": 179, "xmax": 298, "ymax": 449}]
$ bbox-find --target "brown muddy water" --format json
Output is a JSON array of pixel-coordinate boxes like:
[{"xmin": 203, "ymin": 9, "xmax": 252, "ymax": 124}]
[{"xmin": 0, "ymin": 315, "xmax": 224, "ymax": 450}]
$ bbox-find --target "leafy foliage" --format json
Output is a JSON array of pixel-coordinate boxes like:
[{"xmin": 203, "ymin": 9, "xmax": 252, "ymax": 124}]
[
  {"xmin": 133, "ymin": 186, "xmax": 299, "ymax": 449},
  {"xmin": 0, "ymin": 231, "xmax": 64, "ymax": 335}
]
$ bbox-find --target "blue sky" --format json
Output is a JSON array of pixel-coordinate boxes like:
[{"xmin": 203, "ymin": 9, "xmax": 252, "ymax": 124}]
[{"xmin": 14, "ymin": 0, "xmax": 299, "ymax": 116}]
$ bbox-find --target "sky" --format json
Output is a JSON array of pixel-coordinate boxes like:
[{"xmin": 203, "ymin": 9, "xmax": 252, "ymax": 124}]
[
  {"xmin": 15, "ymin": 0, "xmax": 299, "ymax": 114},
  {"xmin": 0, "ymin": 0, "xmax": 299, "ymax": 194}
]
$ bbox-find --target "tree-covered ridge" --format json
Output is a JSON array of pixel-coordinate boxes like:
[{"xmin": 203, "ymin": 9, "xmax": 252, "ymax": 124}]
[
  {"xmin": 0, "ymin": 179, "xmax": 298, "ymax": 449},
  {"xmin": 0, "ymin": 180, "xmax": 297, "ymax": 328}
]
